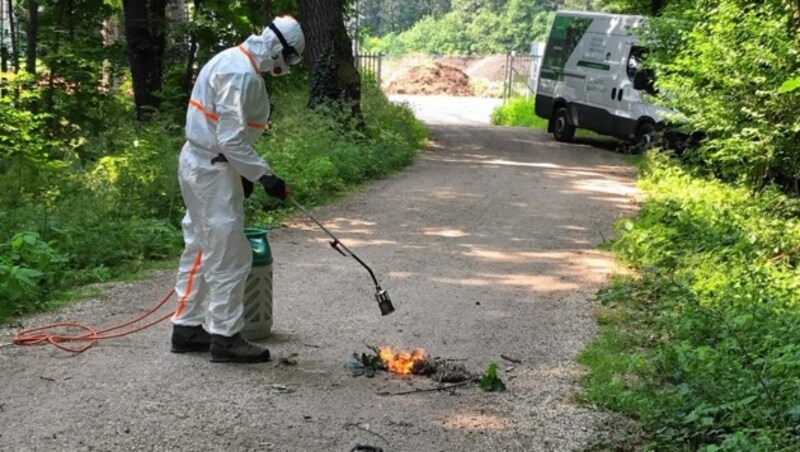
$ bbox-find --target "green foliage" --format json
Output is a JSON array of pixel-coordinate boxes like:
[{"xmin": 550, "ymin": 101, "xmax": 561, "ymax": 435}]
[
  {"xmin": 490, "ymin": 97, "xmax": 548, "ymax": 129},
  {"xmin": 580, "ymin": 152, "xmax": 800, "ymax": 449},
  {"xmin": 599, "ymin": 0, "xmax": 659, "ymax": 14},
  {"xmin": 347, "ymin": 351, "xmax": 387, "ymax": 377},
  {"xmin": 633, "ymin": 0, "xmax": 800, "ymax": 192},
  {"xmin": 246, "ymin": 80, "xmax": 425, "ymax": 216},
  {"xmin": 479, "ymin": 362, "xmax": 506, "ymax": 392},
  {"xmin": 0, "ymin": 77, "xmax": 425, "ymax": 324},
  {"xmin": 0, "ymin": 91, "xmax": 67, "ymax": 209},
  {"xmin": 363, "ymin": 1, "xmax": 559, "ymax": 55},
  {"xmin": 360, "ymin": 0, "xmax": 454, "ymax": 36},
  {"xmin": 779, "ymin": 76, "xmax": 800, "ymax": 94},
  {"xmin": 0, "ymin": 232, "xmax": 69, "ymax": 320}
]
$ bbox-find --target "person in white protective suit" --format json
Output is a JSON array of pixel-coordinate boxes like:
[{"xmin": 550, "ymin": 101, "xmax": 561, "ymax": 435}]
[{"xmin": 170, "ymin": 16, "xmax": 304, "ymax": 363}]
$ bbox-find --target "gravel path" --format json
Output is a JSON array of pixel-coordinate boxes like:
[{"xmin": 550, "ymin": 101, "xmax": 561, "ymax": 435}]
[{"xmin": 1, "ymin": 95, "xmax": 638, "ymax": 452}]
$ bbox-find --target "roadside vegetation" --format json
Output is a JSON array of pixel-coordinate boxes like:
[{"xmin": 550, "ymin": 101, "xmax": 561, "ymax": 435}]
[
  {"xmin": 0, "ymin": 77, "xmax": 425, "ymax": 324},
  {"xmin": 490, "ymin": 97, "xmax": 547, "ymax": 129},
  {"xmin": 0, "ymin": 0, "xmax": 426, "ymax": 325},
  {"xmin": 491, "ymin": 97, "xmax": 604, "ymax": 141},
  {"xmin": 486, "ymin": 0, "xmax": 800, "ymax": 448},
  {"xmin": 574, "ymin": 1, "xmax": 800, "ymax": 449},
  {"xmin": 581, "ymin": 152, "xmax": 800, "ymax": 449}
]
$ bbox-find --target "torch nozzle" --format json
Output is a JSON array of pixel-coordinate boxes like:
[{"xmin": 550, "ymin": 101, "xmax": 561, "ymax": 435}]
[{"xmin": 376, "ymin": 289, "xmax": 395, "ymax": 316}]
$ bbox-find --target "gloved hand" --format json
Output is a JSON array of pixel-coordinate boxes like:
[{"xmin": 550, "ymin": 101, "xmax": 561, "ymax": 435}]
[
  {"xmin": 241, "ymin": 177, "xmax": 254, "ymax": 198},
  {"xmin": 259, "ymin": 174, "xmax": 290, "ymax": 200}
]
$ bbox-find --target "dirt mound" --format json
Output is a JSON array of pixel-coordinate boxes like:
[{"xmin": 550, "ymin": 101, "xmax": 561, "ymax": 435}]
[
  {"xmin": 385, "ymin": 62, "xmax": 474, "ymax": 96},
  {"xmin": 465, "ymin": 54, "xmax": 508, "ymax": 82},
  {"xmin": 434, "ymin": 56, "xmax": 481, "ymax": 72}
]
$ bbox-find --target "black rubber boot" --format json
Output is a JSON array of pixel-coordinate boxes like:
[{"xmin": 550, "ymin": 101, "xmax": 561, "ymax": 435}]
[
  {"xmin": 171, "ymin": 324, "xmax": 212, "ymax": 353},
  {"xmin": 209, "ymin": 333, "xmax": 271, "ymax": 363}
]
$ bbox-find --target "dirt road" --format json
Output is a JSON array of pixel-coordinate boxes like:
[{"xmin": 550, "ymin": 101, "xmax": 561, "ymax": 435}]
[{"xmin": 1, "ymin": 96, "xmax": 638, "ymax": 451}]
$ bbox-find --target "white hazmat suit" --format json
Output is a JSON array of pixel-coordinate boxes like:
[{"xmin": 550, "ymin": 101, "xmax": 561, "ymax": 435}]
[{"xmin": 172, "ymin": 17, "xmax": 304, "ymax": 337}]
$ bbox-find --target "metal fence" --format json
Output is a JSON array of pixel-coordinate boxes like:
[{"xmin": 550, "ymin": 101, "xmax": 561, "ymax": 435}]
[
  {"xmin": 502, "ymin": 45, "xmax": 544, "ymax": 102},
  {"xmin": 355, "ymin": 52, "xmax": 382, "ymax": 87}
]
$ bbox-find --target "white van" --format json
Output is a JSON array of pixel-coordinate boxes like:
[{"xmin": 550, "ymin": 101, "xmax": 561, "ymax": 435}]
[{"xmin": 535, "ymin": 10, "xmax": 671, "ymax": 147}]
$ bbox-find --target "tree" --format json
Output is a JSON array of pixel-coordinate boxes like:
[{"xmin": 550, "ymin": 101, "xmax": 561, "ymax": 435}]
[
  {"xmin": 122, "ymin": 0, "xmax": 168, "ymax": 121},
  {"xmin": 360, "ymin": 0, "xmax": 452, "ymax": 36},
  {"xmin": 651, "ymin": 0, "xmax": 667, "ymax": 14},
  {"xmin": 24, "ymin": 0, "xmax": 33, "ymax": 74},
  {"xmin": 298, "ymin": 0, "xmax": 362, "ymax": 115},
  {"xmin": 599, "ymin": 0, "xmax": 668, "ymax": 14}
]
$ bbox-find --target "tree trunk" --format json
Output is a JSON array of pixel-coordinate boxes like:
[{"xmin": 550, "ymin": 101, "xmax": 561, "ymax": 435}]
[
  {"xmin": 181, "ymin": 0, "xmax": 200, "ymax": 102},
  {"xmin": 101, "ymin": 14, "xmax": 122, "ymax": 91},
  {"xmin": 23, "ymin": 0, "xmax": 34, "ymax": 74},
  {"xmin": 8, "ymin": 0, "xmax": 19, "ymax": 74},
  {"xmin": 651, "ymin": 0, "xmax": 667, "ymax": 15},
  {"xmin": 44, "ymin": 0, "xmax": 72, "ymax": 114},
  {"xmin": 297, "ymin": 0, "xmax": 361, "ymax": 117},
  {"xmin": 122, "ymin": 0, "xmax": 168, "ymax": 121},
  {"xmin": 1, "ymin": 0, "xmax": 6, "ymax": 80}
]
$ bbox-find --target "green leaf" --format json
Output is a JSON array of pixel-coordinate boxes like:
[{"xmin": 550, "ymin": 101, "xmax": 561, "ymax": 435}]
[
  {"xmin": 778, "ymin": 77, "xmax": 800, "ymax": 94},
  {"xmin": 479, "ymin": 363, "xmax": 506, "ymax": 392},
  {"xmin": 732, "ymin": 314, "xmax": 752, "ymax": 327}
]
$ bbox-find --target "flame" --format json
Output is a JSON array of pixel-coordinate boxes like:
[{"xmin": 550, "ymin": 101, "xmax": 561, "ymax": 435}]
[{"xmin": 378, "ymin": 346, "xmax": 428, "ymax": 375}]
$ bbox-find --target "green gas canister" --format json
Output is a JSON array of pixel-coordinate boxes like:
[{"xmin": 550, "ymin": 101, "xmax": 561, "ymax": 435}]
[{"xmin": 241, "ymin": 228, "xmax": 273, "ymax": 340}]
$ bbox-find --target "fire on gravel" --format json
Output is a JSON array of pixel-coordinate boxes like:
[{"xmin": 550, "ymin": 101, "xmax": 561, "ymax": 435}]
[
  {"xmin": 377, "ymin": 346, "xmax": 428, "ymax": 375},
  {"xmin": 348, "ymin": 345, "xmax": 473, "ymax": 383}
]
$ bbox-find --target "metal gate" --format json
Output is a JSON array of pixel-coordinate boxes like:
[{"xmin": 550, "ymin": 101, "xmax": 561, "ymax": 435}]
[
  {"xmin": 502, "ymin": 44, "xmax": 544, "ymax": 102},
  {"xmin": 355, "ymin": 52, "xmax": 382, "ymax": 88}
]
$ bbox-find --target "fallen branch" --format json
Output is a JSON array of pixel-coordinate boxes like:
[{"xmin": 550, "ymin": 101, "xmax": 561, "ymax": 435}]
[
  {"xmin": 345, "ymin": 423, "xmax": 389, "ymax": 445},
  {"xmin": 770, "ymin": 243, "xmax": 800, "ymax": 262},
  {"xmin": 378, "ymin": 377, "xmax": 479, "ymax": 396},
  {"xmin": 500, "ymin": 354, "xmax": 522, "ymax": 364}
]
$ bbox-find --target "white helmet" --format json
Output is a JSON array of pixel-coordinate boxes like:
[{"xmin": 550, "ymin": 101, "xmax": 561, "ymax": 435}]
[{"xmin": 264, "ymin": 16, "xmax": 305, "ymax": 76}]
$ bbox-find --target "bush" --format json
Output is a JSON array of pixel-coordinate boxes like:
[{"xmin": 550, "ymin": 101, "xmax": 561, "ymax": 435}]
[
  {"xmin": 0, "ymin": 232, "xmax": 69, "ymax": 320},
  {"xmin": 245, "ymin": 80, "xmax": 426, "ymax": 218},
  {"xmin": 580, "ymin": 151, "xmax": 800, "ymax": 449},
  {"xmin": 0, "ymin": 80, "xmax": 426, "ymax": 324},
  {"xmin": 644, "ymin": 0, "xmax": 800, "ymax": 193}
]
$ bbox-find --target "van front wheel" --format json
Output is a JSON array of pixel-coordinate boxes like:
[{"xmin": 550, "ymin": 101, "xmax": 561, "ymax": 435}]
[
  {"xmin": 635, "ymin": 122, "xmax": 657, "ymax": 151},
  {"xmin": 552, "ymin": 108, "xmax": 575, "ymax": 142}
]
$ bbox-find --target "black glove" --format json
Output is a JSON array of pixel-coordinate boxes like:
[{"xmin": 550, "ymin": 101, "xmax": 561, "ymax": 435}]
[
  {"xmin": 241, "ymin": 177, "xmax": 254, "ymax": 198},
  {"xmin": 259, "ymin": 174, "xmax": 290, "ymax": 200}
]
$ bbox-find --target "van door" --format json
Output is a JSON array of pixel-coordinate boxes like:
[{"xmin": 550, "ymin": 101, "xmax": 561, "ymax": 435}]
[
  {"xmin": 612, "ymin": 43, "xmax": 648, "ymax": 139},
  {"xmin": 582, "ymin": 31, "xmax": 617, "ymax": 135},
  {"xmin": 537, "ymin": 15, "xmax": 593, "ymax": 118}
]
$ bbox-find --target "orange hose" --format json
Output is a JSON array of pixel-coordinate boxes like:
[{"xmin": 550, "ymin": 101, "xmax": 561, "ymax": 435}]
[{"xmin": 12, "ymin": 289, "xmax": 176, "ymax": 354}]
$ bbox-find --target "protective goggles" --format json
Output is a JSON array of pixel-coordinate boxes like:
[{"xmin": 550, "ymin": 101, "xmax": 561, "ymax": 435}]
[{"xmin": 268, "ymin": 23, "xmax": 302, "ymax": 66}]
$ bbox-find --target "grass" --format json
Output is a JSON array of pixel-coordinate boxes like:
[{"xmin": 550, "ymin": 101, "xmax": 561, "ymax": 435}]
[
  {"xmin": 490, "ymin": 96, "xmax": 548, "ymax": 129},
  {"xmin": 490, "ymin": 96, "xmax": 614, "ymax": 144}
]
